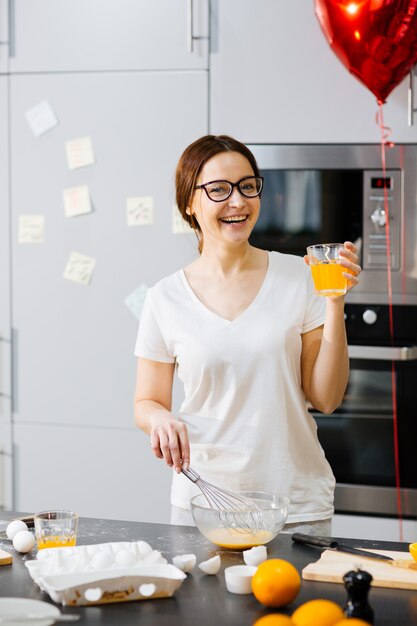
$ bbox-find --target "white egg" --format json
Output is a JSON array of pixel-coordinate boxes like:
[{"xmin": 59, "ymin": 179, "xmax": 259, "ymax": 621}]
[
  {"xmin": 172, "ymin": 553, "xmax": 197, "ymax": 573},
  {"xmin": 12, "ymin": 530, "xmax": 35, "ymax": 553},
  {"xmin": 198, "ymin": 554, "xmax": 221, "ymax": 575},
  {"xmin": 115, "ymin": 550, "xmax": 137, "ymax": 567},
  {"xmin": 90, "ymin": 552, "xmax": 113, "ymax": 570},
  {"xmin": 6, "ymin": 520, "xmax": 28, "ymax": 540},
  {"xmin": 243, "ymin": 545, "xmax": 267, "ymax": 566}
]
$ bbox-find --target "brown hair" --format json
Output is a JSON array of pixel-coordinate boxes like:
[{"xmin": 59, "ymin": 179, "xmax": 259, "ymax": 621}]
[{"xmin": 175, "ymin": 135, "xmax": 260, "ymax": 253}]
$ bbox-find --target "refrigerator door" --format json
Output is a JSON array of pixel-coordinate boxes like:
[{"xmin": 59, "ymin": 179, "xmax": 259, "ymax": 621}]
[
  {"xmin": 10, "ymin": 69, "xmax": 207, "ymax": 520},
  {"xmin": 10, "ymin": 70, "xmax": 208, "ymax": 430}
]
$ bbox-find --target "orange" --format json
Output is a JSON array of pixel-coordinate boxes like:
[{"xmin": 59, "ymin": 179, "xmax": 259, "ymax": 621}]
[
  {"xmin": 253, "ymin": 616, "xmax": 294, "ymax": 626},
  {"xmin": 334, "ymin": 617, "xmax": 371, "ymax": 626},
  {"xmin": 252, "ymin": 559, "xmax": 301, "ymax": 608},
  {"xmin": 292, "ymin": 599, "xmax": 344, "ymax": 626},
  {"xmin": 409, "ymin": 542, "xmax": 417, "ymax": 562}
]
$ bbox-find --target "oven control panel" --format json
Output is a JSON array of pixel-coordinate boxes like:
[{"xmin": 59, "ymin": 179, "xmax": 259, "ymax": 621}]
[{"xmin": 363, "ymin": 170, "xmax": 401, "ymax": 270}]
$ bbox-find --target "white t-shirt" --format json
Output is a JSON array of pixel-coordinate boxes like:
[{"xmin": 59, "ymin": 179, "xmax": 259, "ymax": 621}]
[{"xmin": 135, "ymin": 250, "xmax": 335, "ymax": 523}]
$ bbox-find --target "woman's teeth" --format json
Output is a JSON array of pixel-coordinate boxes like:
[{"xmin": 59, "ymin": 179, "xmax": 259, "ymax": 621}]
[{"xmin": 220, "ymin": 215, "xmax": 247, "ymax": 223}]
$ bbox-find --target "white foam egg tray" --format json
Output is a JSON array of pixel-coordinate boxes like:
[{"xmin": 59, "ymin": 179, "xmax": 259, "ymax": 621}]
[{"xmin": 25, "ymin": 541, "xmax": 186, "ymax": 606}]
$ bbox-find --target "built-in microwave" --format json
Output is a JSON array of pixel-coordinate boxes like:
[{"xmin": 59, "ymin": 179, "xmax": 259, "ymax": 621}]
[{"xmin": 247, "ymin": 144, "xmax": 417, "ymax": 306}]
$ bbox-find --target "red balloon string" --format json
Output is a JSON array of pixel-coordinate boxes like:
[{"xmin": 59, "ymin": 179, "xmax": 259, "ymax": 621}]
[{"xmin": 376, "ymin": 102, "xmax": 403, "ymax": 541}]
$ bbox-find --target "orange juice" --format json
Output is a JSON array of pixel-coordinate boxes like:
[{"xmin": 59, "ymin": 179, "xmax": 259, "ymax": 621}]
[
  {"xmin": 310, "ymin": 259, "xmax": 347, "ymax": 295},
  {"xmin": 37, "ymin": 535, "xmax": 77, "ymax": 550},
  {"xmin": 205, "ymin": 528, "xmax": 274, "ymax": 549}
]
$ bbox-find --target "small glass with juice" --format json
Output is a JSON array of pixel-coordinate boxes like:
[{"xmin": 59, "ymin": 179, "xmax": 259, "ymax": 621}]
[
  {"xmin": 34, "ymin": 510, "xmax": 78, "ymax": 550},
  {"xmin": 307, "ymin": 243, "xmax": 347, "ymax": 296}
]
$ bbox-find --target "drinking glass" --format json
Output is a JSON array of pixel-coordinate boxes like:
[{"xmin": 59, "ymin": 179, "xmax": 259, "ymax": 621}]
[
  {"xmin": 34, "ymin": 510, "xmax": 78, "ymax": 550},
  {"xmin": 306, "ymin": 243, "xmax": 347, "ymax": 296}
]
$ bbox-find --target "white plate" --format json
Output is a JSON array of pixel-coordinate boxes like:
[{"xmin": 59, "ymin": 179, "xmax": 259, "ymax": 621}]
[{"xmin": 0, "ymin": 598, "xmax": 60, "ymax": 625}]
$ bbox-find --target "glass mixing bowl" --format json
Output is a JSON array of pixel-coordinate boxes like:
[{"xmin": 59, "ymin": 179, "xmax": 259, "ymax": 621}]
[{"xmin": 190, "ymin": 491, "xmax": 289, "ymax": 549}]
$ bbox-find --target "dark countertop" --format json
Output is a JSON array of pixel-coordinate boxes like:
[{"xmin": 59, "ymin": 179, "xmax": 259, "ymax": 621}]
[{"xmin": 0, "ymin": 513, "xmax": 415, "ymax": 625}]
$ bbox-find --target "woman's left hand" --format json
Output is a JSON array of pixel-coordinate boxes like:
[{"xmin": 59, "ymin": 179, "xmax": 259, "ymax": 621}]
[{"xmin": 339, "ymin": 241, "xmax": 361, "ymax": 292}]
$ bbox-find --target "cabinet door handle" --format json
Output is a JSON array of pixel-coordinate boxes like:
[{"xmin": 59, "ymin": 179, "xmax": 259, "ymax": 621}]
[
  {"xmin": 187, "ymin": 0, "xmax": 205, "ymax": 53},
  {"xmin": 408, "ymin": 67, "xmax": 417, "ymax": 127},
  {"xmin": 187, "ymin": 0, "xmax": 194, "ymax": 53},
  {"xmin": 7, "ymin": 0, "xmax": 15, "ymax": 57},
  {"xmin": 11, "ymin": 328, "xmax": 17, "ymax": 413}
]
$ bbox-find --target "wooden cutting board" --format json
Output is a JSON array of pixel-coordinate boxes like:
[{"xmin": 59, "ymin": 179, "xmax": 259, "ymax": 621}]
[
  {"xmin": 0, "ymin": 548, "xmax": 12, "ymax": 566},
  {"xmin": 302, "ymin": 549, "xmax": 417, "ymax": 590}
]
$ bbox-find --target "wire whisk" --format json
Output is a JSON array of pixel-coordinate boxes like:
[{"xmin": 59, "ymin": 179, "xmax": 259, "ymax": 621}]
[{"xmin": 181, "ymin": 466, "xmax": 265, "ymax": 534}]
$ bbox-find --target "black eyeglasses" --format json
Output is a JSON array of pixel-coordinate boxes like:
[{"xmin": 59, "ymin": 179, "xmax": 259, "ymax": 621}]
[{"xmin": 194, "ymin": 176, "xmax": 264, "ymax": 202}]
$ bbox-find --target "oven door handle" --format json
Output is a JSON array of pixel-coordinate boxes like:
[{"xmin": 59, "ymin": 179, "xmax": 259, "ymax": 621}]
[{"xmin": 348, "ymin": 345, "xmax": 417, "ymax": 361}]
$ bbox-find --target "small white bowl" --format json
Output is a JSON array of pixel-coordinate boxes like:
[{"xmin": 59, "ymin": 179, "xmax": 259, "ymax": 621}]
[{"xmin": 224, "ymin": 565, "xmax": 257, "ymax": 594}]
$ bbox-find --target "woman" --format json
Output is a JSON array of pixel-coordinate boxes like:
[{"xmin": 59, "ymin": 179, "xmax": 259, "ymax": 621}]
[{"xmin": 134, "ymin": 135, "xmax": 361, "ymax": 534}]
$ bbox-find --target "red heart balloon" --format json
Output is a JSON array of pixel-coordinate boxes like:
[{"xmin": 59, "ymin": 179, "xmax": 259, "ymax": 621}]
[{"xmin": 315, "ymin": 0, "xmax": 417, "ymax": 103}]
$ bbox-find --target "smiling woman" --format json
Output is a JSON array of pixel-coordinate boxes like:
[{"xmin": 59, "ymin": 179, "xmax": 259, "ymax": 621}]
[{"xmin": 133, "ymin": 135, "xmax": 361, "ymax": 534}]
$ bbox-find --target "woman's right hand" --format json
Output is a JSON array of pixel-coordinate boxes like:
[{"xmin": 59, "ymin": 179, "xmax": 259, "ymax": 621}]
[{"xmin": 149, "ymin": 412, "xmax": 190, "ymax": 474}]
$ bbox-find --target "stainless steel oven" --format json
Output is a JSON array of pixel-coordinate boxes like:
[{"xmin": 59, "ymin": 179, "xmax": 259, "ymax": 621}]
[
  {"xmin": 315, "ymin": 303, "xmax": 417, "ymax": 517},
  {"xmin": 248, "ymin": 144, "xmax": 417, "ymax": 517}
]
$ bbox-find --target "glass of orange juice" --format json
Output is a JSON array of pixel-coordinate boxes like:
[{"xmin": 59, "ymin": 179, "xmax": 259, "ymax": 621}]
[
  {"xmin": 307, "ymin": 243, "xmax": 347, "ymax": 296},
  {"xmin": 34, "ymin": 510, "xmax": 78, "ymax": 550}
]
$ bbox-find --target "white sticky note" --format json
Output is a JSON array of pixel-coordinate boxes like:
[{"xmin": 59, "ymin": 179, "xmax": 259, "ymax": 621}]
[
  {"xmin": 172, "ymin": 205, "xmax": 193, "ymax": 234},
  {"xmin": 65, "ymin": 136, "xmax": 95, "ymax": 170},
  {"xmin": 25, "ymin": 100, "xmax": 59, "ymax": 137},
  {"xmin": 63, "ymin": 185, "xmax": 92, "ymax": 218},
  {"xmin": 18, "ymin": 215, "xmax": 45, "ymax": 243},
  {"xmin": 124, "ymin": 283, "xmax": 149, "ymax": 319},
  {"xmin": 126, "ymin": 196, "xmax": 154, "ymax": 227},
  {"xmin": 63, "ymin": 252, "xmax": 96, "ymax": 286}
]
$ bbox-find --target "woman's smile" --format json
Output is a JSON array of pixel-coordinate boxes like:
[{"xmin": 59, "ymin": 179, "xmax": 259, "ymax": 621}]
[{"xmin": 218, "ymin": 213, "xmax": 249, "ymax": 226}]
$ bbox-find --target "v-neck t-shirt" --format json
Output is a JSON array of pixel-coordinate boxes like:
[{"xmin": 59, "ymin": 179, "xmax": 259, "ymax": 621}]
[{"xmin": 135, "ymin": 251, "xmax": 334, "ymax": 523}]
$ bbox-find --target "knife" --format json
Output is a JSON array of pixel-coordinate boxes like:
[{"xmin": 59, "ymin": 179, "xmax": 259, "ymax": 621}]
[{"xmin": 291, "ymin": 532, "xmax": 395, "ymax": 563}]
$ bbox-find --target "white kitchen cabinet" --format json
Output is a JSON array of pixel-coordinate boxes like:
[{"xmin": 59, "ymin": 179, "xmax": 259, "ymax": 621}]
[
  {"xmin": 209, "ymin": 0, "xmax": 417, "ymax": 143},
  {"xmin": 13, "ymin": 423, "xmax": 172, "ymax": 523},
  {"xmin": 9, "ymin": 69, "xmax": 205, "ymax": 519},
  {"xmin": 6, "ymin": 0, "xmax": 208, "ymax": 73},
  {"xmin": 10, "ymin": 70, "xmax": 206, "ymax": 431}
]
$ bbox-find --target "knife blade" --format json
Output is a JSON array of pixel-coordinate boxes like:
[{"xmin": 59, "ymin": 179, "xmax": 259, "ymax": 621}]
[{"xmin": 291, "ymin": 532, "xmax": 395, "ymax": 563}]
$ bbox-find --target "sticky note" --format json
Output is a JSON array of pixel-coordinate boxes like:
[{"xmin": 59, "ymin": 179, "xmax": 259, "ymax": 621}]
[
  {"xmin": 63, "ymin": 252, "xmax": 96, "ymax": 286},
  {"xmin": 18, "ymin": 215, "xmax": 45, "ymax": 243},
  {"xmin": 25, "ymin": 100, "xmax": 59, "ymax": 137},
  {"xmin": 172, "ymin": 205, "xmax": 193, "ymax": 234},
  {"xmin": 126, "ymin": 196, "xmax": 154, "ymax": 227},
  {"xmin": 124, "ymin": 284, "xmax": 149, "ymax": 319},
  {"xmin": 63, "ymin": 185, "xmax": 92, "ymax": 218},
  {"xmin": 65, "ymin": 136, "xmax": 95, "ymax": 170}
]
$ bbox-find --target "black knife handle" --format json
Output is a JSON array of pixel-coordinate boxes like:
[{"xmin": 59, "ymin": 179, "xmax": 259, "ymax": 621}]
[{"xmin": 291, "ymin": 532, "xmax": 337, "ymax": 548}]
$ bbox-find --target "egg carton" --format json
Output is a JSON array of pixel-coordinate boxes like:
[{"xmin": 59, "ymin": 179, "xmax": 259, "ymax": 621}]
[{"xmin": 24, "ymin": 541, "xmax": 186, "ymax": 606}]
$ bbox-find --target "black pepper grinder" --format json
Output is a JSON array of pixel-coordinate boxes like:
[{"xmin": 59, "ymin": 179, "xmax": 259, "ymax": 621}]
[{"xmin": 343, "ymin": 568, "xmax": 374, "ymax": 624}]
